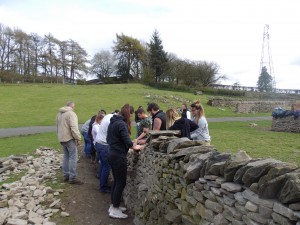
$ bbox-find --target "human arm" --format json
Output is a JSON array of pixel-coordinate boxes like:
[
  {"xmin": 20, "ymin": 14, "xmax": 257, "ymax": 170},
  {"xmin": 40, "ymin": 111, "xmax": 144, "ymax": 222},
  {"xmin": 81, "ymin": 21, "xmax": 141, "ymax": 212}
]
[
  {"xmin": 190, "ymin": 117, "xmax": 209, "ymax": 140},
  {"xmin": 69, "ymin": 112, "xmax": 81, "ymax": 141},
  {"xmin": 152, "ymin": 118, "xmax": 162, "ymax": 131}
]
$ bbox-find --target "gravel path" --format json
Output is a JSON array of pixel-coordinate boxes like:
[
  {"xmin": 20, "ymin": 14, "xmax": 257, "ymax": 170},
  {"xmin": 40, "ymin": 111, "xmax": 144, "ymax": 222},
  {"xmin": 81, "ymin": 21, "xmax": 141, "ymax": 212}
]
[{"xmin": 0, "ymin": 116, "xmax": 272, "ymax": 138}]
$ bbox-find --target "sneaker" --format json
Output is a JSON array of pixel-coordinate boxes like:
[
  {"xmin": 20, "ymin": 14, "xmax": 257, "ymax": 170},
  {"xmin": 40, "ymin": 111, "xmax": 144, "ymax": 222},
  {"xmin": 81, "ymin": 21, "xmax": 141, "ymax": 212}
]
[
  {"xmin": 109, "ymin": 208, "xmax": 128, "ymax": 219},
  {"xmin": 69, "ymin": 179, "xmax": 84, "ymax": 185},
  {"xmin": 108, "ymin": 205, "xmax": 127, "ymax": 213}
]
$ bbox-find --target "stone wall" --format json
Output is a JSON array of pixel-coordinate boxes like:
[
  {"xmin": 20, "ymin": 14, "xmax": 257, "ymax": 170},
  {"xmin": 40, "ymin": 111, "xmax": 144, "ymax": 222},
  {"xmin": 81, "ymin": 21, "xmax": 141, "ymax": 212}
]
[
  {"xmin": 208, "ymin": 98, "xmax": 289, "ymax": 113},
  {"xmin": 271, "ymin": 116, "xmax": 300, "ymax": 133},
  {"xmin": 124, "ymin": 131, "xmax": 300, "ymax": 225}
]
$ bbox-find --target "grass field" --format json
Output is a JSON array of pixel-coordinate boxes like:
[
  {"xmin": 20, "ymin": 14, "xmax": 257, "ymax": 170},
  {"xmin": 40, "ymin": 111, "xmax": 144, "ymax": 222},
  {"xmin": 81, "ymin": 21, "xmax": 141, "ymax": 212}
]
[
  {"xmin": 0, "ymin": 83, "xmax": 299, "ymax": 166},
  {"xmin": 0, "ymin": 83, "xmax": 269, "ymax": 128}
]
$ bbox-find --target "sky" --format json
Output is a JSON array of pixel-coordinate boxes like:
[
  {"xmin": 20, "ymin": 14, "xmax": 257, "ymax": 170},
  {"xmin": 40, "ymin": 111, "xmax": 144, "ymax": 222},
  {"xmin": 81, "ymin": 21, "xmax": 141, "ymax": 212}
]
[{"xmin": 0, "ymin": 0, "xmax": 299, "ymax": 89}]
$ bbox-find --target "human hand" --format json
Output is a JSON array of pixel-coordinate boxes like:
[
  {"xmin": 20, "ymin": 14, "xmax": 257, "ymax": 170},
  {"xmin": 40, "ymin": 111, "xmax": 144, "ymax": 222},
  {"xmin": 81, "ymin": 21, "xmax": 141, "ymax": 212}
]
[
  {"xmin": 137, "ymin": 139, "xmax": 146, "ymax": 145},
  {"xmin": 76, "ymin": 140, "xmax": 81, "ymax": 146},
  {"xmin": 132, "ymin": 144, "xmax": 143, "ymax": 151}
]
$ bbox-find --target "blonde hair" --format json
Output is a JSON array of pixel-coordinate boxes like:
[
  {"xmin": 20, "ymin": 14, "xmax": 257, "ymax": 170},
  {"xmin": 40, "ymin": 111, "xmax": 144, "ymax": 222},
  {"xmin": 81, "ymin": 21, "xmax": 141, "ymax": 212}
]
[
  {"xmin": 166, "ymin": 108, "xmax": 181, "ymax": 129},
  {"xmin": 191, "ymin": 100, "xmax": 205, "ymax": 123}
]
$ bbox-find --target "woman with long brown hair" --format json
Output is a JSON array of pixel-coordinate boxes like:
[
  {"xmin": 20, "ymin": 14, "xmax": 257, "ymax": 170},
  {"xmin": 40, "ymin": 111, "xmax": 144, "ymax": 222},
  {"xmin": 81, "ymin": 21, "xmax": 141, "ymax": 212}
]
[{"xmin": 107, "ymin": 104, "xmax": 141, "ymax": 219}]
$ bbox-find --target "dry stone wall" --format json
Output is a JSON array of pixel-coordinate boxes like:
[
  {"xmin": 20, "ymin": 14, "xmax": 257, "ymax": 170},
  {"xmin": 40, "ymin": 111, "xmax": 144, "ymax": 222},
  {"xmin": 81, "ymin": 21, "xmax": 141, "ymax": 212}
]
[
  {"xmin": 271, "ymin": 116, "xmax": 300, "ymax": 133},
  {"xmin": 124, "ymin": 131, "xmax": 300, "ymax": 225},
  {"xmin": 208, "ymin": 98, "xmax": 288, "ymax": 114}
]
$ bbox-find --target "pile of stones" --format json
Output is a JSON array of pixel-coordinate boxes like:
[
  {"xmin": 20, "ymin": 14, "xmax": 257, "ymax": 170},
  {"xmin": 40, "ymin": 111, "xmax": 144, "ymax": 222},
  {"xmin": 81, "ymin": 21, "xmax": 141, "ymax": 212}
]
[
  {"xmin": 272, "ymin": 116, "xmax": 300, "ymax": 133},
  {"xmin": 124, "ymin": 131, "xmax": 300, "ymax": 225},
  {"xmin": 0, "ymin": 147, "xmax": 68, "ymax": 225}
]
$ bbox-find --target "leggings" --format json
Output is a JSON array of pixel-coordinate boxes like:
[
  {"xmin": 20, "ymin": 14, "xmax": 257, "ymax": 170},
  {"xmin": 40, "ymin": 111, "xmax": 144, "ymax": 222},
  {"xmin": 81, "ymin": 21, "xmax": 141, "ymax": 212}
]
[{"xmin": 108, "ymin": 152, "xmax": 127, "ymax": 207}]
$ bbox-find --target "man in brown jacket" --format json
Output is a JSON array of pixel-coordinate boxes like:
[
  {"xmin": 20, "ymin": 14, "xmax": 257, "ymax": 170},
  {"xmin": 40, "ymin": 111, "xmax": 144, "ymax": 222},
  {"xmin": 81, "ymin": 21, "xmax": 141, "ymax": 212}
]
[{"xmin": 56, "ymin": 101, "xmax": 83, "ymax": 184}]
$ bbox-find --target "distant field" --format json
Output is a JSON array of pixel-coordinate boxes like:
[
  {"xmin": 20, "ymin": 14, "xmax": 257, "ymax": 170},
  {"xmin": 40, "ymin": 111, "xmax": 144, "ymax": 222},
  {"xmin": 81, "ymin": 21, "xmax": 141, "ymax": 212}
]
[
  {"xmin": 0, "ymin": 83, "xmax": 269, "ymax": 128},
  {"xmin": 1, "ymin": 83, "xmax": 299, "ymax": 166}
]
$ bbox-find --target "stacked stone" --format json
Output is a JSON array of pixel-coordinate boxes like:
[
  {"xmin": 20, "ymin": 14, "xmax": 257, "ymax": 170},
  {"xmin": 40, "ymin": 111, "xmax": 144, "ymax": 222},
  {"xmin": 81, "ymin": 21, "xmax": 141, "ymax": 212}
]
[
  {"xmin": 207, "ymin": 97, "xmax": 287, "ymax": 114},
  {"xmin": 124, "ymin": 132, "xmax": 300, "ymax": 225},
  {"xmin": 272, "ymin": 116, "xmax": 300, "ymax": 133},
  {"xmin": 0, "ymin": 147, "xmax": 67, "ymax": 225}
]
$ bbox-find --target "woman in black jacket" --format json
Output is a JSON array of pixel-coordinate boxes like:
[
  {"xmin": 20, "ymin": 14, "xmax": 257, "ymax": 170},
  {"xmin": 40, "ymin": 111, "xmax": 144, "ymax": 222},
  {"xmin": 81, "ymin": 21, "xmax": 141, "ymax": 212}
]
[
  {"xmin": 107, "ymin": 104, "xmax": 141, "ymax": 219},
  {"xmin": 166, "ymin": 108, "xmax": 198, "ymax": 139}
]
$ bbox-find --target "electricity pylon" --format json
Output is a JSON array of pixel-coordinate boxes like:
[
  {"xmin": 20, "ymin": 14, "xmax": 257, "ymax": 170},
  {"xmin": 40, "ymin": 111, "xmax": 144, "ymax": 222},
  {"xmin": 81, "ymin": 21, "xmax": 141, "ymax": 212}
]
[{"xmin": 259, "ymin": 24, "xmax": 276, "ymax": 90}]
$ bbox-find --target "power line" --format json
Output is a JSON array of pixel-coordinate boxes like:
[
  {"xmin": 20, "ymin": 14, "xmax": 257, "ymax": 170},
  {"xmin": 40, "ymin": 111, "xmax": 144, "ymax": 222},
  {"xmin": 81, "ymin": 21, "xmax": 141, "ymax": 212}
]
[{"xmin": 259, "ymin": 24, "xmax": 276, "ymax": 90}]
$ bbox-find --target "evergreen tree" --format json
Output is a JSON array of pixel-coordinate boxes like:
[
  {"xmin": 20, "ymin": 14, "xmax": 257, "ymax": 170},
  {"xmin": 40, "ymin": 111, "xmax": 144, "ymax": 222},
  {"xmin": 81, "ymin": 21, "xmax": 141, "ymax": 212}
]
[
  {"xmin": 257, "ymin": 66, "xmax": 273, "ymax": 92},
  {"xmin": 148, "ymin": 30, "xmax": 168, "ymax": 83}
]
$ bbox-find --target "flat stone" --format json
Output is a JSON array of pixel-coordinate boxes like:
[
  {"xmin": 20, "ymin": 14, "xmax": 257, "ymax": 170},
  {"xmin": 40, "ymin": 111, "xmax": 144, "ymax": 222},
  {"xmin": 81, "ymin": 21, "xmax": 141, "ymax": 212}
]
[
  {"xmin": 213, "ymin": 213, "xmax": 230, "ymax": 225},
  {"xmin": 245, "ymin": 201, "xmax": 258, "ymax": 212},
  {"xmin": 221, "ymin": 182, "xmax": 242, "ymax": 192},
  {"xmin": 205, "ymin": 199, "xmax": 223, "ymax": 213},
  {"xmin": 61, "ymin": 211, "xmax": 69, "ymax": 217},
  {"xmin": 0, "ymin": 200, "xmax": 8, "ymax": 208},
  {"xmin": 7, "ymin": 218, "xmax": 27, "ymax": 225},
  {"xmin": 289, "ymin": 202, "xmax": 300, "ymax": 211},
  {"xmin": 272, "ymin": 212, "xmax": 293, "ymax": 225},
  {"xmin": 242, "ymin": 215, "xmax": 260, "ymax": 225},
  {"xmin": 234, "ymin": 192, "xmax": 247, "ymax": 205},
  {"xmin": 247, "ymin": 212, "xmax": 269, "ymax": 224},
  {"xmin": 273, "ymin": 202, "xmax": 297, "ymax": 221}
]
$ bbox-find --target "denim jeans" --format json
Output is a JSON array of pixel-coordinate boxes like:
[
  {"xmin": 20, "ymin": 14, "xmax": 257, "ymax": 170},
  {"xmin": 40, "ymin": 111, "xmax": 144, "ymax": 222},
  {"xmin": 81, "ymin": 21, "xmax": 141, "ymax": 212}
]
[
  {"xmin": 108, "ymin": 151, "xmax": 127, "ymax": 208},
  {"xmin": 81, "ymin": 131, "xmax": 91, "ymax": 157},
  {"xmin": 95, "ymin": 142, "xmax": 111, "ymax": 192},
  {"xmin": 61, "ymin": 139, "xmax": 78, "ymax": 180}
]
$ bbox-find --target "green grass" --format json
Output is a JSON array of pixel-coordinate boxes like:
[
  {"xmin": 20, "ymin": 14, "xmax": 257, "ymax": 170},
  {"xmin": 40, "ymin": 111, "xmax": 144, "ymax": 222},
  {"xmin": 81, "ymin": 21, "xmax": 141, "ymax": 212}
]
[
  {"xmin": 0, "ymin": 83, "xmax": 299, "ymax": 166},
  {"xmin": 0, "ymin": 132, "xmax": 61, "ymax": 157},
  {"xmin": 209, "ymin": 121, "xmax": 300, "ymax": 165},
  {"xmin": 0, "ymin": 83, "xmax": 270, "ymax": 128}
]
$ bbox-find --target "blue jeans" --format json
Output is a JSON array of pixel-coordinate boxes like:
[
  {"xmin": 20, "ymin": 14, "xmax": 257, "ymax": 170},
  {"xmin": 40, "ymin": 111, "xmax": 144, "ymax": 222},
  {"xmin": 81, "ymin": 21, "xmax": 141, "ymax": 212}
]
[
  {"xmin": 81, "ymin": 131, "xmax": 91, "ymax": 157},
  {"xmin": 61, "ymin": 139, "xmax": 78, "ymax": 180},
  {"xmin": 95, "ymin": 142, "xmax": 111, "ymax": 192}
]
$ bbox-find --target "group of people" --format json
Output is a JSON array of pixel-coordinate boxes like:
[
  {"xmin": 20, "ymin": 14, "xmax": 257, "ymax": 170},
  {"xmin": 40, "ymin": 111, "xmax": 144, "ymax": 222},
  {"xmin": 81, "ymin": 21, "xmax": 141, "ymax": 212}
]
[{"xmin": 55, "ymin": 100, "xmax": 210, "ymax": 219}]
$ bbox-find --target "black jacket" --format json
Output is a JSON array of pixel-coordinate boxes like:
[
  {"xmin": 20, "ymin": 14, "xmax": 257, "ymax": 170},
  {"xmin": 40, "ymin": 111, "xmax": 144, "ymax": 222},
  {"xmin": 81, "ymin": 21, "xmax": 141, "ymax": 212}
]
[
  {"xmin": 107, "ymin": 115, "xmax": 133, "ymax": 157},
  {"xmin": 169, "ymin": 117, "xmax": 198, "ymax": 139}
]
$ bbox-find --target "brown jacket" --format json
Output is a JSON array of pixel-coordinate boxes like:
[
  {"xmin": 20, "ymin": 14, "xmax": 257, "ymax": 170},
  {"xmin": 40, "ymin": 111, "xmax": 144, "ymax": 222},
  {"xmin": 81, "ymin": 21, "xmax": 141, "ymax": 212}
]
[{"xmin": 56, "ymin": 106, "xmax": 81, "ymax": 142}]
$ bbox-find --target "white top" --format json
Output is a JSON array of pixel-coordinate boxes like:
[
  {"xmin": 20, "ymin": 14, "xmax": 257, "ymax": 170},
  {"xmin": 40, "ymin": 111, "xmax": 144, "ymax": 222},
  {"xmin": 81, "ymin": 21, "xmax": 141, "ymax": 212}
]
[
  {"xmin": 186, "ymin": 111, "xmax": 191, "ymax": 120},
  {"xmin": 190, "ymin": 116, "xmax": 211, "ymax": 142},
  {"xmin": 95, "ymin": 114, "xmax": 113, "ymax": 144},
  {"xmin": 92, "ymin": 122, "xmax": 100, "ymax": 145}
]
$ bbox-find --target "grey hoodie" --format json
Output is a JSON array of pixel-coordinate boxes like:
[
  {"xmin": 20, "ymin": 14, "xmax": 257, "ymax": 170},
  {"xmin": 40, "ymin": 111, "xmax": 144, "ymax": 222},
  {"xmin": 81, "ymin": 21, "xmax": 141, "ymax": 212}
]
[{"xmin": 56, "ymin": 106, "xmax": 81, "ymax": 142}]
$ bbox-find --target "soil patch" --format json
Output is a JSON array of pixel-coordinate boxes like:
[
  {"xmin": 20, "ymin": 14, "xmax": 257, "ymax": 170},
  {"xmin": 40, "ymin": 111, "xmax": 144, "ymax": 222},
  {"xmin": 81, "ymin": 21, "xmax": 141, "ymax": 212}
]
[{"xmin": 53, "ymin": 147, "xmax": 134, "ymax": 225}]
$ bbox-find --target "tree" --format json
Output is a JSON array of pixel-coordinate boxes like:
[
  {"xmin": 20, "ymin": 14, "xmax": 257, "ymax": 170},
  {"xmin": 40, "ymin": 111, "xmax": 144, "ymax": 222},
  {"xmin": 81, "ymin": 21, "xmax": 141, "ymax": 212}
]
[
  {"xmin": 67, "ymin": 39, "xmax": 89, "ymax": 82},
  {"xmin": 90, "ymin": 50, "xmax": 115, "ymax": 79},
  {"xmin": 113, "ymin": 33, "xmax": 146, "ymax": 80},
  {"xmin": 116, "ymin": 59, "xmax": 131, "ymax": 81},
  {"xmin": 257, "ymin": 66, "xmax": 273, "ymax": 92},
  {"xmin": 0, "ymin": 24, "xmax": 15, "ymax": 71},
  {"xmin": 30, "ymin": 33, "xmax": 43, "ymax": 76},
  {"xmin": 195, "ymin": 61, "xmax": 225, "ymax": 86},
  {"xmin": 148, "ymin": 30, "xmax": 168, "ymax": 83}
]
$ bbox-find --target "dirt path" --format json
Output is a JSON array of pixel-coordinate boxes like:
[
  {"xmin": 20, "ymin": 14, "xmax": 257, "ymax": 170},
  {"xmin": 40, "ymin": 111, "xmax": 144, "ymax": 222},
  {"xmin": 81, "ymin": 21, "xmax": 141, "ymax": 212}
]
[{"xmin": 53, "ymin": 147, "xmax": 134, "ymax": 225}]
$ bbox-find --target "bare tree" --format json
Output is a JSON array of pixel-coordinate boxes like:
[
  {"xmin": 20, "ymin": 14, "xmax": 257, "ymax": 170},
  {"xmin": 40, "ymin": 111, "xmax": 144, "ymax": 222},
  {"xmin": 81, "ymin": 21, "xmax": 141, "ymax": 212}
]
[{"xmin": 90, "ymin": 50, "xmax": 116, "ymax": 79}]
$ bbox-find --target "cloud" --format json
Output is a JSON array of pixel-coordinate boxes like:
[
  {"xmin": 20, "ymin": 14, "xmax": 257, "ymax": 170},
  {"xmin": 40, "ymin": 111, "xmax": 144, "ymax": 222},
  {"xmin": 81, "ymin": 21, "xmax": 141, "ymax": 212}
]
[{"xmin": 1, "ymin": 0, "xmax": 300, "ymax": 89}]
